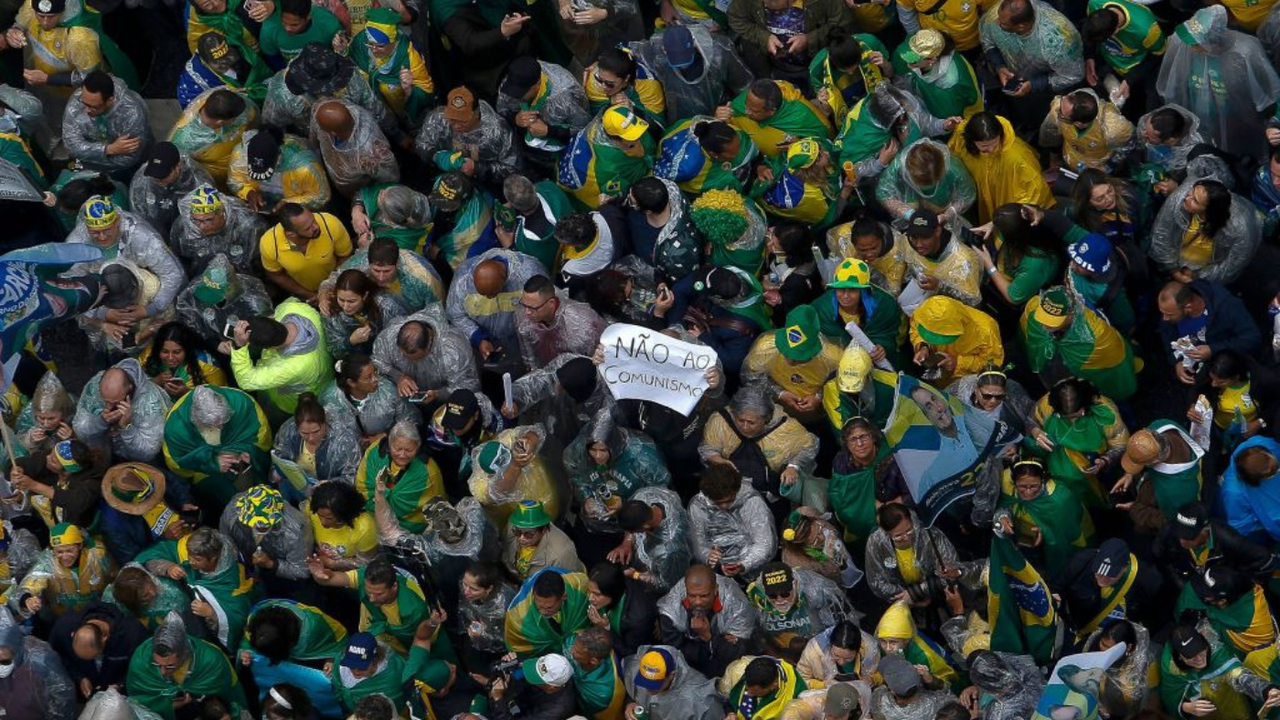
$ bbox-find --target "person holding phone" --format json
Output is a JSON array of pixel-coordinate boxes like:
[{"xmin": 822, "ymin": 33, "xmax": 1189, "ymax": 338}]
[{"xmin": 978, "ymin": 0, "xmax": 1084, "ymax": 131}]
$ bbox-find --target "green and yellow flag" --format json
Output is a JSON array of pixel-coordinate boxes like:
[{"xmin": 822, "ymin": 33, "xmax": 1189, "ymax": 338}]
[{"xmin": 989, "ymin": 533, "xmax": 1060, "ymax": 666}]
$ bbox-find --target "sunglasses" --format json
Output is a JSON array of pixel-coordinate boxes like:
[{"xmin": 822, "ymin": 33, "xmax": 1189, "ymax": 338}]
[
  {"xmin": 765, "ymin": 589, "xmax": 791, "ymax": 600},
  {"xmin": 594, "ymin": 71, "xmax": 621, "ymax": 90},
  {"xmin": 979, "ymin": 392, "xmax": 1006, "ymax": 401}
]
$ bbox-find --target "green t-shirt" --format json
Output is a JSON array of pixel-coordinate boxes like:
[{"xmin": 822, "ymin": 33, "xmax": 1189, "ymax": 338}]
[{"xmin": 260, "ymin": 7, "xmax": 343, "ymax": 63}]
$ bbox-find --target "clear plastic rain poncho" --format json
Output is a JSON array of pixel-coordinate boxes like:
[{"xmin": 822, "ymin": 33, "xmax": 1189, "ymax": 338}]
[
  {"xmin": 863, "ymin": 509, "xmax": 970, "ymax": 603},
  {"xmin": 415, "ymin": 100, "xmax": 521, "ymax": 189},
  {"xmin": 63, "ymin": 76, "xmax": 153, "ymax": 175},
  {"xmin": 218, "ymin": 492, "xmax": 314, "ymax": 581},
  {"xmin": 751, "ymin": 567, "xmax": 856, "ymax": 653},
  {"xmin": 0, "ymin": 520, "xmax": 40, "ymax": 598},
  {"xmin": 978, "ymin": 0, "xmax": 1084, "ymax": 93},
  {"xmin": 966, "ymin": 652, "xmax": 1043, "ymax": 720},
  {"xmin": 494, "ymin": 61, "xmax": 591, "ymax": 154},
  {"xmin": 647, "ymin": 178, "xmax": 703, "ymax": 282},
  {"xmin": 372, "ymin": 311, "xmax": 482, "ymax": 393},
  {"xmin": 323, "ymin": 291, "xmax": 408, "ymax": 360},
  {"xmin": 563, "ymin": 418, "xmax": 672, "ymax": 534},
  {"xmin": 261, "ymin": 69, "xmax": 393, "ymax": 139},
  {"xmin": 1148, "ymin": 176, "xmax": 1262, "ymax": 284},
  {"xmin": 1133, "ymin": 104, "xmax": 1233, "ymax": 188},
  {"xmin": 139, "ymin": 529, "xmax": 244, "ymax": 648},
  {"xmin": 81, "ymin": 258, "xmax": 177, "ymax": 354},
  {"xmin": 16, "ymin": 371, "xmax": 75, "ymax": 454},
  {"xmin": 321, "ymin": 246, "xmax": 446, "ymax": 317},
  {"xmin": 168, "ymin": 88, "xmax": 258, "ymax": 184},
  {"xmin": 169, "ymin": 187, "xmax": 265, "ymax": 277},
  {"xmin": 128, "ymin": 157, "xmax": 214, "ymax": 238},
  {"xmin": 377, "ymin": 494, "xmax": 495, "ymax": 567},
  {"xmin": 621, "ymin": 643, "xmax": 724, "ymax": 720},
  {"xmin": 272, "ymin": 416, "xmax": 361, "ymax": 488},
  {"xmin": 687, "ymin": 484, "xmax": 777, "ymax": 576},
  {"xmin": 319, "ymin": 371, "xmax": 418, "ymax": 439},
  {"xmin": 631, "ymin": 26, "xmax": 753, "ymax": 124},
  {"xmin": 13, "ymin": 540, "xmax": 114, "ymax": 619},
  {"xmin": 1258, "ymin": 5, "xmax": 1280, "ymax": 67},
  {"xmin": 511, "ymin": 353, "xmax": 617, "ymax": 444},
  {"xmin": 627, "ymin": 486, "xmax": 693, "ymax": 593},
  {"xmin": 175, "ymin": 253, "xmax": 275, "ymax": 349},
  {"xmin": 67, "ymin": 209, "xmax": 186, "ymax": 321},
  {"xmin": 446, "ymin": 248, "xmax": 550, "ymax": 355},
  {"xmin": 875, "ymin": 139, "xmax": 976, "ymax": 221},
  {"xmin": 73, "ymin": 358, "xmax": 173, "ymax": 462},
  {"xmin": 467, "ymin": 424, "xmax": 561, "ymax": 520},
  {"xmin": 80, "ymin": 688, "xmax": 165, "ymax": 720},
  {"xmin": 0, "ymin": 84, "xmax": 44, "ymax": 140},
  {"xmin": 1156, "ymin": 5, "xmax": 1280, "ymax": 163},
  {"xmin": 896, "ymin": 225, "xmax": 984, "ymax": 310},
  {"xmin": 458, "ymin": 571, "xmax": 515, "ymax": 655},
  {"xmin": 100, "ymin": 563, "xmax": 191, "ymax": 626},
  {"xmin": 516, "ymin": 294, "xmax": 608, "ymax": 371},
  {"xmin": 656, "ymin": 572, "xmax": 758, "ymax": 639},
  {"xmin": 839, "ymin": 85, "xmax": 950, "ymax": 184},
  {"xmin": 0, "ymin": 607, "xmax": 75, "ymax": 720},
  {"xmin": 1083, "ymin": 622, "xmax": 1154, "ymax": 715},
  {"xmin": 311, "ymin": 100, "xmax": 400, "ymax": 198}
]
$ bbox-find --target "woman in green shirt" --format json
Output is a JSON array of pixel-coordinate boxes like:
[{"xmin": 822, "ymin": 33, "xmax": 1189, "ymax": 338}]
[{"xmin": 975, "ymin": 203, "xmax": 1066, "ymax": 307}]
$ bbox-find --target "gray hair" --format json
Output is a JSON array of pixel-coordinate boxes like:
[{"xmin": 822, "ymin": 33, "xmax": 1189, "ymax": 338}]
[
  {"xmin": 730, "ymin": 386, "xmax": 774, "ymax": 424},
  {"xmin": 190, "ymin": 386, "xmax": 231, "ymax": 428},
  {"xmin": 380, "ymin": 186, "xmax": 431, "ymax": 227},
  {"xmin": 389, "ymin": 420, "xmax": 421, "ymax": 446},
  {"xmin": 503, "ymin": 175, "xmax": 539, "ymax": 214},
  {"xmin": 574, "ymin": 626, "xmax": 614, "ymax": 659},
  {"xmin": 186, "ymin": 527, "xmax": 224, "ymax": 559}
]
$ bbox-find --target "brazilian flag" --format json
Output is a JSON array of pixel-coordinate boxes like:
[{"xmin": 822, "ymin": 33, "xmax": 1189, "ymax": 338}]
[{"xmin": 988, "ymin": 533, "xmax": 1060, "ymax": 666}]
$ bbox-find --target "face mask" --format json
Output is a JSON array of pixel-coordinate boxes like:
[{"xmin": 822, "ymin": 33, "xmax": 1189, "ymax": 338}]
[{"xmin": 0, "ymin": 661, "xmax": 15, "ymax": 678}]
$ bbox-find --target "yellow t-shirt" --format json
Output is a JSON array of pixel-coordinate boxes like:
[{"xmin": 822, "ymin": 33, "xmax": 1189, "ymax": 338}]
[
  {"xmin": 1180, "ymin": 215, "xmax": 1214, "ymax": 269},
  {"xmin": 308, "ymin": 508, "xmax": 378, "ymax": 561},
  {"xmin": 897, "ymin": 0, "xmax": 981, "ymax": 50},
  {"xmin": 516, "ymin": 545, "xmax": 537, "ymax": 578},
  {"xmin": 1214, "ymin": 382, "xmax": 1258, "ymax": 430},
  {"xmin": 1219, "ymin": 0, "xmax": 1278, "ymax": 31},
  {"xmin": 895, "ymin": 547, "xmax": 923, "ymax": 584},
  {"xmin": 297, "ymin": 443, "xmax": 318, "ymax": 478},
  {"xmin": 259, "ymin": 213, "xmax": 353, "ymax": 292}
]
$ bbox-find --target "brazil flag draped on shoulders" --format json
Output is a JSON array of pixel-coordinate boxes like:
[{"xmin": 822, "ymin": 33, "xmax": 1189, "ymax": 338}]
[
  {"xmin": 505, "ymin": 567, "xmax": 591, "ymax": 657},
  {"xmin": 988, "ymin": 532, "xmax": 1062, "ymax": 666}
]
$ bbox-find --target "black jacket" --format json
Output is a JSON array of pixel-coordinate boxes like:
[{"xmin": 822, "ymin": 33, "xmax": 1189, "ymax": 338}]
[
  {"xmin": 1153, "ymin": 520, "xmax": 1280, "ymax": 588},
  {"xmin": 1054, "ymin": 548, "xmax": 1168, "ymax": 635},
  {"xmin": 658, "ymin": 613, "xmax": 748, "ymax": 679},
  {"xmin": 48, "ymin": 601, "xmax": 148, "ymax": 695},
  {"xmin": 1159, "ymin": 280, "xmax": 1262, "ymax": 365},
  {"xmin": 490, "ymin": 679, "xmax": 579, "ymax": 720}
]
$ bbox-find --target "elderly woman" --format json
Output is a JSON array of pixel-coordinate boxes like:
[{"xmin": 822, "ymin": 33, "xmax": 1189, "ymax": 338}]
[
  {"xmin": 779, "ymin": 507, "xmax": 858, "ymax": 586},
  {"xmin": 219, "ymin": 486, "xmax": 314, "ymax": 596},
  {"xmin": 320, "ymin": 353, "xmax": 417, "ymax": 448},
  {"xmin": 134, "ymin": 527, "xmax": 255, "ymax": 651},
  {"xmin": 161, "ymin": 385, "xmax": 272, "ymax": 513},
  {"xmin": 564, "ymin": 418, "xmax": 671, "ymax": 563},
  {"xmin": 1030, "ymin": 377, "xmax": 1130, "ymax": 508},
  {"xmin": 700, "ymin": 386, "xmax": 820, "ymax": 523},
  {"xmin": 875, "ymin": 139, "xmax": 976, "ymax": 223},
  {"xmin": 827, "ymin": 417, "xmax": 908, "ymax": 556},
  {"xmin": 0, "ymin": 606, "xmax": 76, "ymax": 720},
  {"xmin": 15, "ymin": 372, "xmax": 76, "ymax": 455},
  {"xmin": 322, "ymin": 270, "xmax": 405, "ymax": 361},
  {"xmin": 797, "ymin": 619, "xmax": 880, "ymax": 688},
  {"xmin": 100, "ymin": 564, "xmax": 190, "ymax": 630},
  {"xmin": 1148, "ymin": 177, "xmax": 1262, "ymax": 285},
  {"xmin": 355, "ymin": 420, "xmax": 445, "ymax": 534},
  {"xmin": 352, "ymin": 184, "xmax": 436, "ymax": 253},
  {"xmin": 994, "ymin": 459, "xmax": 1093, "ymax": 578},
  {"xmin": 272, "ymin": 393, "xmax": 360, "ymax": 501}
]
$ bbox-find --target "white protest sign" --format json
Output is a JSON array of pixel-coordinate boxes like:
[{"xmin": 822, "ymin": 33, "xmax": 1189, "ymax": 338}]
[{"xmin": 598, "ymin": 323, "xmax": 718, "ymax": 416}]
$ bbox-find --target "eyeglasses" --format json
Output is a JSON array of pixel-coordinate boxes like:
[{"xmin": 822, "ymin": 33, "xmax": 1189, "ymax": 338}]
[
  {"xmin": 891, "ymin": 527, "xmax": 915, "ymax": 542},
  {"xmin": 513, "ymin": 527, "xmax": 542, "ymax": 538},
  {"xmin": 520, "ymin": 298, "xmax": 553, "ymax": 313},
  {"xmin": 151, "ymin": 660, "xmax": 180, "ymax": 670},
  {"xmin": 847, "ymin": 433, "xmax": 874, "ymax": 445},
  {"xmin": 979, "ymin": 392, "xmax": 1006, "ymax": 401}
]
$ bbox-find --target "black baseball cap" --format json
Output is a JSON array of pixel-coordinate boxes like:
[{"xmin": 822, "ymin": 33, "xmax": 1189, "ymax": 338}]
[
  {"xmin": 246, "ymin": 131, "xmax": 281, "ymax": 181},
  {"xmin": 441, "ymin": 389, "xmax": 480, "ymax": 433},
  {"xmin": 501, "ymin": 56, "xmax": 542, "ymax": 99},
  {"xmin": 143, "ymin": 142, "xmax": 181, "ymax": 179},
  {"xmin": 1172, "ymin": 501, "xmax": 1211, "ymax": 541},
  {"xmin": 1091, "ymin": 538, "xmax": 1130, "ymax": 579},
  {"xmin": 905, "ymin": 212, "xmax": 938, "ymax": 238}
]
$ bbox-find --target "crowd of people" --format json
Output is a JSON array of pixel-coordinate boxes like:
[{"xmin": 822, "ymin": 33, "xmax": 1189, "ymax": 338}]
[{"xmin": 9, "ymin": 0, "xmax": 1280, "ymax": 718}]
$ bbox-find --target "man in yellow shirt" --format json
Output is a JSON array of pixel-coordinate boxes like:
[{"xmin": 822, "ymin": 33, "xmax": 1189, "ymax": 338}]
[{"xmin": 259, "ymin": 203, "xmax": 353, "ymax": 300}]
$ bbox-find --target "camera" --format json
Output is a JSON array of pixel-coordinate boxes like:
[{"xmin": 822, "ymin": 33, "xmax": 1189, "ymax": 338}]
[{"xmin": 905, "ymin": 574, "xmax": 954, "ymax": 604}]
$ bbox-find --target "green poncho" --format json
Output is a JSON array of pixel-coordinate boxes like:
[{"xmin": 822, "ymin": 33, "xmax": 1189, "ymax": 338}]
[
  {"xmin": 999, "ymin": 474, "xmax": 1092, "ymax": 578},
  {"xmin": 127, "ymin": 637, "xmax": 248, "ymax": 720},
  {"xmin": 1158, "ymin": 642, "xmax": 1256, "ymax": 720},
  {"xmin": 504, "ymin": 568, "xmax": 591, "ymax": 656},
  {"xmin": 835, "ymin": 96, "xmax": 922, "ymax": 173},
  {"xmin": 358, "ymin": 182, "xmax": 432, "ymax": 253},
  {"xmin": 161, "ymin": 386, "xmax": 272, "ymax": 509},
  {"xmin": 513, "ymin": 181, "xmax": 574, "ymax": 271},
  {"xmin": 828, "ymin": 444, "xmax": 893, "ymax": 552},
  {"xmin": 1138, "ymin": 421, "xmax": 1204, "ymax": 520},
  {"xmin": 245, "ymin": 599, "xmax": 348, "ymax": 661},
  {"xmin": 565, "ymin": 635, "xmax": 626, "ymax": 720},
  {"xmin": 354, "ymin": 564, "xmax": 433, "ymax": 652},
  {"xmin": 1035, "ymin": 401, "xmax": 1119, "ymax": 507},
  {"xmin": 811, "ymin": 286, "xmax": 905, "ymax": 367}
]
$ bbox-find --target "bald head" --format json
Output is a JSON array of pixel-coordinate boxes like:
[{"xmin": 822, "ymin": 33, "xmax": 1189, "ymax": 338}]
[
  {"xmin": 99, "ymin": 368, "xmax": 134, "ymax": 405},
  {"xmin": 473, "ymin": 259, "xmax": 508, "ymax": 298},
  {"xmin": 998, "ymin": 0, "xmax": 1034, "ymax": 31},
  {"xmin": 72, "ymin": 623, "xmax": 105, "ymax": 660},
  {"xmin": 686, "ymin": 564, "xmax": 715, "ymax": 588},
  {"xmin": 315, "ymin": 100, "xmax": 354, "ymax": 140}
]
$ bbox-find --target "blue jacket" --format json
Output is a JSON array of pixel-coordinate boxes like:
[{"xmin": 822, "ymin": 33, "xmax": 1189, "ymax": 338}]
[
  {"xmin": 1158, "ymin": 279, "xmax": 1261, "ymax": 364},
  {"xmin": 1221, "ymin": 436, "xmax": 1280, "ymax": 543}
]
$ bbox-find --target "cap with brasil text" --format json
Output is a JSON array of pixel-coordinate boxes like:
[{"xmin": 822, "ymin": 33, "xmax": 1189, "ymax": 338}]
[
  {"xmin": 341, "ymin": 632, "xmax": 378, "ymax": 671},
  {"xmin": 635, "ymin": 648, "xmax": 676, "ymax": 691}
]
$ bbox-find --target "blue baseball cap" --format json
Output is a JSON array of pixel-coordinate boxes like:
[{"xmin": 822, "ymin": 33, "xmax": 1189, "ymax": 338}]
[
  {"xmin": 663, "ymin": 26, "xmax": 697, "ymax": 69},
  {"xmin": 341, "ymin": 632, "xmax": 378, "ymax": 671},
  {"xmin": 1068, "ymin": 233, "xmax": 1112, "ymax": 274}
]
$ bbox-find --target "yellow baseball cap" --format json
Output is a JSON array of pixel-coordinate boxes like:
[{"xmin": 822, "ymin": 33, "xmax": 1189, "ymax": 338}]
[{"xmin": 602, "ymin": 105, "xmax": 649, "ymax": 142}]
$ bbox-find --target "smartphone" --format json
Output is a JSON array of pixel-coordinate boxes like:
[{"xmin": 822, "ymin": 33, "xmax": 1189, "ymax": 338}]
[
  {"xmin": 657, "ymin": 286, "xmax": 672, "ymax": 302},
  {"xmin": 1002, "ymin": 77, "xmax": 1025, "ymax": 94},
  {"xmin": 406, "ymin": 391, "xmax": 431, "ymax": 404},
  {"xmin": 120, "ymin": 330, "xmax": 137, "ymax": 348},
  {"xmin": 1110, "ymin": 487, "xmax": 1135, "ymax": 504},
  {"xmin": 922, "ymin": 352, "xmax": 947, "ymax": 369},
  {"xmin": 957, "ymin": 226, "xmax": 981, "ymax": 246},
  {"xmin": 223, "ymin": 320, "xmax": 237, "ymax": 340}
]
